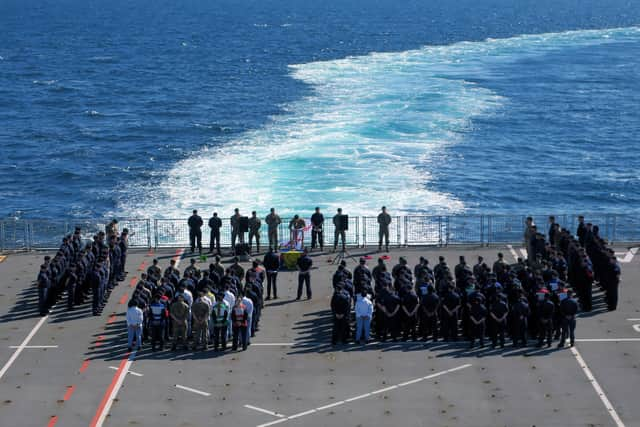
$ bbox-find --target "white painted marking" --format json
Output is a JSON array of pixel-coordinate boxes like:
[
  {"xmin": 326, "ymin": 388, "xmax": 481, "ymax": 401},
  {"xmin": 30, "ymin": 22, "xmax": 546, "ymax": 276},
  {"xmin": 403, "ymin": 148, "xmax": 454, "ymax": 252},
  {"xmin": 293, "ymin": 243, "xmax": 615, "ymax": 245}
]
[
  {"xmin": 615, "ymin": 247, "xmax": 637, "ymax": 263},
  {"xmin": 315, "ymin": 401, "xmax": 345, "ymax": 411},
  {"xmin": 519, "ymin": 248, "xmax": 528, "ymax": 259},
  {"xmin": 254, "ymin": 363, "xmax": 471, "ymax": 427},
  {"xmin": 507, "ymin": 245, "xmax": 520, "ymax": 262},
  {"xmin": 287, "ymin": 409, "xmax": 317, "ymax": 419},
  {"xmin": 627, "ymin": 318, "xmax": 640, "ymax": 321},
  {"xmin": 571, "ymin": 347, "xmax": 625, "ymax": 427},
  {"xmin": 109, "ymin": 365, "xmax": 143, "ymax": 377},
  {"xmin": 0, "ymin": 315, "xmax": 48, "ymax": 381},
  {"xmin": 632, "ymin": 325, "xmax": 640, "ymax": 334},
  {"xmin": 244, "ymin": 404, "xmax": 286, "ymax": 418},
  {"xmin": 175, "ymin": 384, "xmax": 211, "ymax": 397},
  {"xmin": 8, "ymin": 345, "xmax": 58, "ymax": 349},
  {"xmin": 94, "ymin": 351, "xmax": 136, "ymax": 427},
  {"xmin": 575, "ymin": 338, "xmax": 640, "ymax": 342},
  {"xmin": 345, "ymin": 393, "xmax": 371, "ymax": 402}
]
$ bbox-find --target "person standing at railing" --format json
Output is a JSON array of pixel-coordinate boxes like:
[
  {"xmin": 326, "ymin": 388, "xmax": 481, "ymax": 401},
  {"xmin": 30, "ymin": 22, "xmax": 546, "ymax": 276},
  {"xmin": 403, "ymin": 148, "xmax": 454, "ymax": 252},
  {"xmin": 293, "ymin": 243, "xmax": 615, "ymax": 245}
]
[
  {"xmin": 208, "ymin": 212, "xmax": 222, "ymax": 255},
  {"xmin": 248, "ymin": 211, "xmax": 262, "ymax": 253},
  {"xmin": 377, "ymin": 206, "xmax": 391, "ymax": 252},
  {"xmin": 230, "ymin": 208, "xmax": 243, "ymax": 251},
  {"xmin": 188, "ymin": 209, "xmax": 204, "ymax": 255},
  {"xmin": 265, "ymin": 208, "xmax": 282, "ymax": 252},
  {"xmin": 333, "ymin": 208, "xmax": 347, "ymax": 252},
  {"xmin": 310, "ymin": 207, "xmax": 324, "ymax": 252},
  {"xmin": 524, "ymin": 216, "xmax": 535, "ymax": 263}
]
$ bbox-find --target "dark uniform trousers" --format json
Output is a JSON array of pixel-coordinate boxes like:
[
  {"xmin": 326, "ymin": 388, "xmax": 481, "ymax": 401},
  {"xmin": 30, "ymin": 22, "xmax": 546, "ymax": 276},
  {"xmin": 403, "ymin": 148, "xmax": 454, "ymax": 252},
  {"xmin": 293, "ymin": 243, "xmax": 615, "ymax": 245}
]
[
  {"xmin": 381, "ymin": 313, "xmax": 400, "ymax": 341},
  {"xmin": 560, "ymin": 316, "xmax": 576, "ymax": 346},
  {"xmin": 469, "ymin": 320, "xmax": 485, "ymax": 347},
  {"xmin": 489, "ymin": 318, "xmax": 506, "ymax": 347},
  {"xmin": 266, "ymin": 272, "xmax": 278, "ymax": 298},
  {"xmin": 151, "ymin": 324, "xmax": 165, "ymax": 350},
  {"xmin": 213, "ymin": 326, "xmax": 227, "ymax": 350},
  {"xmin": 538, "ymin": 318, "xmax": 553, "ymax": 346},
  {"xmin": 210, "ymin": 231, "xmax": 220, "ymax": 253},
  {"xmin": 441, "ymin": 312, "xmax": 458, "ymax": 341},
  {"xmin": 333, "ymin": 230, "xmax": 346, "ymax": 251},
  {"xmin": 419, "ymin": 310, "xmax": 438, "ymax": 341},
  {"xmin": 402, "ymin": 312, "xmax": 418, "ymax": 341},
  {"xmin": 311, "ymin": 228, "xmax": 323, "ymax": 250},
  {"xmin": 297, "ymin": 273, "xmax": 312, "ymax": 299},
  {"xmin": 189, "ymin": 229, "xmax": 202, "ymax": 252},
  {"xmin": 332, "ymin": 314, "xmax": 349, "ymax": 344},
  {"xmin": 379, "ymin": 227, "xmax": 390, "ymax": 250}
]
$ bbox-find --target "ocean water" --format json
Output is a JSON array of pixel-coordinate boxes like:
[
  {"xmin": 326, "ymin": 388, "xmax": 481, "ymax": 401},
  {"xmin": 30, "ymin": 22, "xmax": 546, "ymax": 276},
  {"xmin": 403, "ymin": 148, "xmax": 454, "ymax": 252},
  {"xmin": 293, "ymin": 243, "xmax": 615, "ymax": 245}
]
[{"xmin": 1, "ymin": 0, "xmax": 639, "ymax": 219}]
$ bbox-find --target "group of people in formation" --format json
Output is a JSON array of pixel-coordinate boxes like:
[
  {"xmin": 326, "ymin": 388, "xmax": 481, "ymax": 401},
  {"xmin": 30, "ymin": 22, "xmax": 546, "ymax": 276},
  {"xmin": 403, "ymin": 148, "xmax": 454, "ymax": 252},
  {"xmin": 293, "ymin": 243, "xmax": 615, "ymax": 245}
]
[
  {"xmin": 125, "ymin": 252, "xmax": 280, "ymax": 353},
  {"xmin": 187, "ymin": 206, "xmax": 394, "ymax": 255},
  {"xmin": 36, "ymin": 219, "xmax": 130, "ymax": 316},
  {"xmin": 330, "ymin": 217, "xmax": 621, "ymax": 349}
]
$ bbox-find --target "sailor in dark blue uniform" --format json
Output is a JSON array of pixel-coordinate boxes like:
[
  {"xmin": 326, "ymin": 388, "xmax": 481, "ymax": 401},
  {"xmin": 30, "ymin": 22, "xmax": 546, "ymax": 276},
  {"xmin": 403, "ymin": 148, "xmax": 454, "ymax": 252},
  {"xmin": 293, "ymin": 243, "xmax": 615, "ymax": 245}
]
[
  {"xmin": 331, "ymin": 285, "xmax": 351, "ymax": 345},
  {"xmin": 418, "ymin": 284, "xmax": 439, "ymax": 342},
  {"xmin": 468, "ymin": 297, "xmax": 487, "ymax": 348},
  {"xmin": 488, "ymin": 296, "xmax": 508, "ymax": 348},
  {"xmin": 441, "ymin": 285, "xmax": 460, "ymax": 342},
  {"xmin": 37, "ymin": 264, "xmax": 51, "ymax": 315},
  {"xmin": 558, "ymin": 290, "xmax": 578, "ymax": 348},
  {"xmin": 537, "ymin": 290, "xmax": 555, "ymax": 347}
]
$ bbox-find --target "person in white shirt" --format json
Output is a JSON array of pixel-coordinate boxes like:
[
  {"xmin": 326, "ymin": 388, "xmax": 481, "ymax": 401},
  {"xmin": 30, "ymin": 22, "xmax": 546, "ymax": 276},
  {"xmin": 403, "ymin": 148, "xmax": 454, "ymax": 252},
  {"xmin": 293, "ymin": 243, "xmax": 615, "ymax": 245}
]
[
  {"xmin": 126, "ymin": 300, "xmax": 144, "ymax": 351},
  {"xmin": 241, "ymin": 290, "xmax": 254, "ymax": 345},
  {"xmin": 224, "ymin": 288, "xmax": 236, "ymax": 340},
  {"xmin": 355, "ymin": 290, "xmax": 373, "ymax": 344}
]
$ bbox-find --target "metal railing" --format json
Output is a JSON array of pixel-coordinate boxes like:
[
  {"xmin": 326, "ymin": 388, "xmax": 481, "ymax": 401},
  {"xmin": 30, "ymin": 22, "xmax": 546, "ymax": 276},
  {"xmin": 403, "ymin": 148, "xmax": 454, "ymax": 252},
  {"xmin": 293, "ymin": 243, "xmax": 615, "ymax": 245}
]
[{"xmin": 1, "ymin": 214, "xmax": 638, "ymax": 251}]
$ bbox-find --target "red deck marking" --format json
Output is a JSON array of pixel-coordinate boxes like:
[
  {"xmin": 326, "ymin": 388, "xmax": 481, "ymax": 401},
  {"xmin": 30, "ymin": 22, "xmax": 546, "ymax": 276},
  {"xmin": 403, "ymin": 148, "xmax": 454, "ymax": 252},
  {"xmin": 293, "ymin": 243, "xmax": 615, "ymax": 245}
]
[
  {"xmin": 89, "ymin": 354, "xmax": 131, "ymax": 427},
  {"xmin": 147, "ymin": 249, "xmax": 154, "ymax": 257},
  {"xmin": 63, "ymin": 385, "xmax": 76, "ymax": 401},
  {"xmin": 137, "ymin": 261, "xmax": 147, "ymax": 271},
  {"xmin": 79, "ymin": 359, "xmax": 90, "ymax": 373},
  {"xmin": 129, "ymin": 277, "xmax": 137, "ymax": 287},
  {"xmin": 119, "ymin": 293, "xmax": 129, "ymax": 305},
  {"xmin": 172, "ymin": 248, "xmax": 185, "ymax": 263},
  {"xmin": 47, "ymin": 415, "xmax": 58, "ymax": 427},
  {"xmin": 107, "ymin": 314, "xmax": 117, "ymax": 324},
  {"xmin": 94, "ymin": 335, "xmax": 105, "ymax": 348}
]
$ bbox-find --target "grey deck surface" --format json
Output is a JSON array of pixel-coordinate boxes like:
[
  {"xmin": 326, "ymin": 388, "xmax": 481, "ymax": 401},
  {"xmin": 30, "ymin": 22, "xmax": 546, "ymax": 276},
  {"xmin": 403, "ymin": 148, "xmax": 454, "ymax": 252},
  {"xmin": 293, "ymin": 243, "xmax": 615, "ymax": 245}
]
[{"xmin": 1, "ymin": 245, "xmax": 639, "ymax": 427}]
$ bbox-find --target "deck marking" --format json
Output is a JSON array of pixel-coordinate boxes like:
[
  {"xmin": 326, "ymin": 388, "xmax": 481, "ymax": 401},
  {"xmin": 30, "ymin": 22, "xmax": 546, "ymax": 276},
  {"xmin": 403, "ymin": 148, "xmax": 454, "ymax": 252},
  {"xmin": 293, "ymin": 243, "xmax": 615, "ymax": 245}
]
[
  {"xmin": 254, "ymin": 364, "xmax": 471, "ymax": 427},
  {"xmin": 0, "ymin": 315, "xmax": 48, "ymax": 381},
  {"xmin": 615, "ymin": 247, "xmax": 637, "ymax": 263},
  {"xmin": 251, "ymin": 343, "xmax": 295, "ymax": 346},
  {"xmin": 8, "ymin": 345, "xmax": 58, "ymax": 349},
  {"xmin": 47, "ymin": 415, "xmax": 58, "ymax": 427},
  {"xmin": 79, "ymin": 359, "xmax": 90, "ymax": 373},
  {"xmin": 575, "ymin": 338, "xmax": 640, "ymax": 342},
  {"xmin": 119, "ymin": 293, "xmax": 129, "ymax": 304},
  {"xmin": 571, "ymin": 347, "xmax": 625, "ymax": 427},
  {"xmin": 507, "ymin": 245, "xmax": 520, "ymax": 262},
  {"xmin": 90, "ymin": 351, "xmax": 135, "ymax": 427},
  {"xmin": 63, "ymin": 385, "xmax": 76, "ymax": 401},
  {"xmin": 175, "ymin": 384, "xmax": 211, "ymax": 397},
  {"xmin": 109, "ymin": 365, "xmax": 143, "ymax": 377},
  {"xmin": 244, "ymin": 404, "xmax": 286, "ymax": 418}
]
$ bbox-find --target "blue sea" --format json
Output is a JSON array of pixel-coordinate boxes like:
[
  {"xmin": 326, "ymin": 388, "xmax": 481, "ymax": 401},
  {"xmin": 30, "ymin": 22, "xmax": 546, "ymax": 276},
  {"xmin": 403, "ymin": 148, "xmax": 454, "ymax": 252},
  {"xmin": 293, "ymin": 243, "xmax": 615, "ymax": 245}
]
[{"xmin": 1, "ymin": 0, "xmax": 639, "ymax": 219}]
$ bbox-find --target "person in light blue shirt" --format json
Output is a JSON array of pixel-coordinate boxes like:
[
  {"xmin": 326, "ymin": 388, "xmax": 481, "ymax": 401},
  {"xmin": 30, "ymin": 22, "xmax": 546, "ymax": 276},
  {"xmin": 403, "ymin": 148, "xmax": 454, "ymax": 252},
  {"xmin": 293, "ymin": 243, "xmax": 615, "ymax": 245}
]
[{"xmin": 126, "ymin": 300, "xmax": 144, "ymax": 351}]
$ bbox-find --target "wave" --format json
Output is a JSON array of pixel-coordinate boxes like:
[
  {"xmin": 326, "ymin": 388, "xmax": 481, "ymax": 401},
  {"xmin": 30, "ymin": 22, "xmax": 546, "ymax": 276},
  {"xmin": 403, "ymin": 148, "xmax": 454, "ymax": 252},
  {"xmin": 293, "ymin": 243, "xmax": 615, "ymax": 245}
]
[{"xmin": 120, "ymin": 26, "xmax": 640, "ymax": 218}]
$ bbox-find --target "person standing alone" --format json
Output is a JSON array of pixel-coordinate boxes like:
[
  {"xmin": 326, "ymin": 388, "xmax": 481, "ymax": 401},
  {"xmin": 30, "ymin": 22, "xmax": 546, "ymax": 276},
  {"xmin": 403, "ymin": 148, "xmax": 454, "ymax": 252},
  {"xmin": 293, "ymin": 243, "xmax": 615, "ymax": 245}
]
[
  {"xmin": 188, "ymin": 210, "xmax": 203, "ymax": 254},
  {"xmin": 377, "ymin": 206, "xmax": 392, "ymax": 252}
]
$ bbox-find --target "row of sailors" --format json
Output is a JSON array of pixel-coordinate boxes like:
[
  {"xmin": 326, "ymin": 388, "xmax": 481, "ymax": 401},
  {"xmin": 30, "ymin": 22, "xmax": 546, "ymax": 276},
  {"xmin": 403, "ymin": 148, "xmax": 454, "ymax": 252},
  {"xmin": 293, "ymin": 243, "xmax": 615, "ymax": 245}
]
[
  {"xmin": 126, "ymin": 258, "xmax": 265, "ymax": 352},
  {"xmin": 36, "ymin": 228, "xmax": 130, "ymax": 315},
  {"xmin": 331, "ymin": 255, "xmax": 579, "ymax": 348}
]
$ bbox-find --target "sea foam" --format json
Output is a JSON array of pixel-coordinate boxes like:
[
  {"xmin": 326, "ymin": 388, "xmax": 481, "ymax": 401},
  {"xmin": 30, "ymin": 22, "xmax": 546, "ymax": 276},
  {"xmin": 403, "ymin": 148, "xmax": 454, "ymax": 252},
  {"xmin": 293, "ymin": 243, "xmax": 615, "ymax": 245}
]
[{"xmin": 121, "ymin": 26, "xmax": 640, "ymax": 218}]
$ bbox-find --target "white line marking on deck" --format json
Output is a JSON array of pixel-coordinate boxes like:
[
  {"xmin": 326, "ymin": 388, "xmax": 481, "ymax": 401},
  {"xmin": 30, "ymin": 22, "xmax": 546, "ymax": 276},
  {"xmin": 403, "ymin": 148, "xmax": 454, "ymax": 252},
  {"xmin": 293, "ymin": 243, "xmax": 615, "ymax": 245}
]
[
  {"xmin": 575, "ymin": 338, "xmax": 640, "ymax": 342},
  {"xmin": 8, "ymin": 345, "xmax": 58, "ymax": 349},
  {"xmin": 244, "ymin": 404, "xmax": 286, "ymax": 418},
  {"xmin": 0, "ymin": 315, "xmax": 48, "ymax": 381},
  {"xmin": 507, "ymin": 245, "xmax": 520, "ymax": 262},
  {"xmin": 571, "ymin": 347, "xmax": 625, "ymax": 427},
  {"xmin": 109, "ymin": 365, "xmax": 143, "ymax": 377},
  {"xmin": 92, "ymin": 350, "xmax": 136, "ymax": 427},
  {"xmin": 254, "ymin": 363, "xmax": 471, "ymax": 427},
  {"xmin": 175, "ymin": 384, "xmax": 211, "ymax": 397},
  {"xmin": 615, "ymin": 247, "xmax": 637, "ymax": 263}
]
